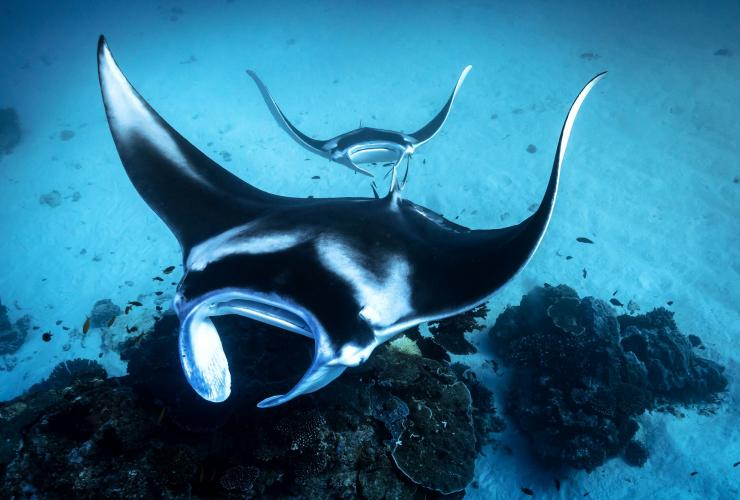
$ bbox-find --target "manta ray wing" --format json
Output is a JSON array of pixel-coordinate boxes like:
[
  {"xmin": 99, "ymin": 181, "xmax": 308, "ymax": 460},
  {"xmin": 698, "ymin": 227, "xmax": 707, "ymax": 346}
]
[
  {"xmin": 246, "ymin": 70, "xmax": 332, "ymax": 158},
  {"xmin": 98, "ymin": 36, "xmax": 606, "ymax": 408},
  {"xmin": 98, "ymin": 36, "xmax": 296, "ymax": 253},
  {"xmin": 409, "ymin": 65, "xmax": 472, "ymax": 146}
]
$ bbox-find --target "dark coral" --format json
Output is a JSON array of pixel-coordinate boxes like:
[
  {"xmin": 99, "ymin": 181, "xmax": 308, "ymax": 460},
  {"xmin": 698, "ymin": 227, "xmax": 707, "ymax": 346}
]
[
  {"xmin": 490, "ymin": 285, "xmax": 727, "ymax": 471},
  {"xmin": 369, "ymin": 352, "xmax": 477, "ymax": 495},
  {"xmin": 623, "ymin": 440, "xmax": 649, "ymax": 467},
  {"xmin": 404, "ymin": 326, "xmax": 451, "ymax": 363},
  {"xmin": 428, "ymin": 304, "xmax": 488, "ymax": 355},
  {"xmin": 619, "ymin": 309, "xmax": 727, "ymax": 402},
  {"xmin": 27, "ymin": 358, "xmax": 107, "ymax": 394},
  {"xmin": 1, "ymin": 310, "xmax": 491, "ymax": 498},
  {"xmin": 220, "ymin": 465, "xmax": 260, "ymax": 492},
  {"xmin": 0, "ymin": 107, "xmax": 21, "ymax": 157},
  {"xmin": 452, "ymin": 362, "xmax": 506, "ymax": 452},
  {"xmin": 90, "ymin": 299, "xmax": 122, "ymax": 328}
]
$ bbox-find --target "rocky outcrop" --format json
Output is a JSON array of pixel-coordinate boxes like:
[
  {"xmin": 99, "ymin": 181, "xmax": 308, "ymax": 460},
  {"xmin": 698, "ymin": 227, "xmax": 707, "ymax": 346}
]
[
  {"xmin": 0, "ymin": 299, "xmax": 31, "ymax": 356},
  {"xmin": 0, "ymin": 310, "xmax": 499, "ymax": 498},
  {"xmin": 489, "ymin": 285, "xmax": 727, "ymax": 471},
  {"xmin": 0, "ymin": 108, "xmax": 21, "ymax": 158}
]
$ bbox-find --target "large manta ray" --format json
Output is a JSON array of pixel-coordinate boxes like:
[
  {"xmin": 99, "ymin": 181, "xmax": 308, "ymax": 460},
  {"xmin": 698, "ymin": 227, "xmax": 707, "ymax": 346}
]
[{"xmin": 97, "ymin": 36, "xmax": 605, "ymax": 408}]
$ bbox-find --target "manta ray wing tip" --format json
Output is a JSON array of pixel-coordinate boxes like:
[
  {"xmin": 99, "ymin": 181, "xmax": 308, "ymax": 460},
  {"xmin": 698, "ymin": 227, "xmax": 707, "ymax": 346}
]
[
  {"xmin": 256, "ymin": 395, "xmax": 285, "ymax": 408},
  {"xmin": 593, "ymin": 71, "xmax": 608, "ymax": 83},
  {"xmin": 97, "ymin": 35, "xmax": 109, "ymax": 61}
]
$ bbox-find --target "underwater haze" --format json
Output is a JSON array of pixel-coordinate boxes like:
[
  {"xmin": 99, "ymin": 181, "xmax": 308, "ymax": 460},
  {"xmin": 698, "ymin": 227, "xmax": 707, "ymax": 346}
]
[{"xmin": 0, "ymin": 0, "xmax": 738, "ymax": 498}]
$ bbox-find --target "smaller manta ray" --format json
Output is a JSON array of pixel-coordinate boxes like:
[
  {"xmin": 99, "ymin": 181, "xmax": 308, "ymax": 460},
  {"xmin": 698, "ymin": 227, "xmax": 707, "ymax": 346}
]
[
  {"xmin": 246, "ymin": 65, "xmax": 472, "ymax": 177},
  {"xmin": 97, "ymin": 36, "xmax": 605, "ymax": 408}
]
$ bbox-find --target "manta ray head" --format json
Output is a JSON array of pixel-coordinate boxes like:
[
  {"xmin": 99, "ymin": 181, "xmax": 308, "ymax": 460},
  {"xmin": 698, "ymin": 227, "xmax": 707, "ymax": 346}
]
[
  {"xmin": 172, "ymin": 202, "xmax": 434, "ymax": 408},
  {"xmin": 96, "ymin": 36, "xmax": 605, "ymax": 407}
]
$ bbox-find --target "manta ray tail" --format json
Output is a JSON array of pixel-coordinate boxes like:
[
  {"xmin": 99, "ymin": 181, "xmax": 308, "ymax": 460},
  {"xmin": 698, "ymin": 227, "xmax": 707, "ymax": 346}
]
[
  {"xmin": 409, "ymin": 65, "xmax": 472, "ymax": 146},
  {"xmin": 97, "ymin": 36, "xmax": 277, "ymax": 254},
  {"xmin": 246, "ymin": 70, "xmax": 331, "ymax": 158}
]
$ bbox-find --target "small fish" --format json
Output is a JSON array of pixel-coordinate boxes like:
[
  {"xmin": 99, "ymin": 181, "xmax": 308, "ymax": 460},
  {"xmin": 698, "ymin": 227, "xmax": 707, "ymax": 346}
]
[
  {"xmin": 62, "ymin": 326, "xmax": 70, "ymax": 331},
  {"xmin": 82, "ymin": 317, "xmax": 90, "ymax": 334},
  {"xmin": 132, "ymin": 331, "xmax": 146, "ymax": 346},
  {"xmin": 126, "ymin": 325, "xmax": 139, "ymax": 334},
  {"xmin": 153, "ymin": 276, "xmax": 164, "ymax": 282},
  {"xmin": 565, "ymin": 255, "xmax": 573, "ymax": 260},
  {"xmin": 383, "ymin": 162, "xmax": 395, "ymax": 167},
  {"xmin": 733, "ymin": 461, "xmax": 739, "ymax": 467},
  {"xmin": 521, "ymin": 487, "xmax": 534, "ymax": 496},
  {"xmin": 583, "ymin": 493, "xmax": 589, "ymax": 497},
  {"xmin": 157, "ymin": 406, "xmax": 167, "ymax": 425},
  {"xmin": 554, "ymin": 478, "xmax": 561, "ymax": 491},
  {"xmin": 422, "ymin": 159, "xmax": 426, "ymax": 165},
  {"xmin": 42, "ymin": 332, "xmax": 52, "ymax": 342},
  {"xmin": 156, "ymin": 305, "xmax": 163, "ymax": 311},
  {"xmin": 55, "ymin": 320, "xmax": 62, "ymax": 325},
  {"xmin": 690, "ymin": 471, "xmax": 698, "ymax": 476},
  {"xmin": 610, "ymin": 298, "xmax": 624, "ymax": 307},
  {"xmin": 667, "ymin": 300, "xmax": 674, "ymax": 306},
  {"xmin": 576, "ymin": 237, "xmax": 594, "ymax": 244},
  {"xmin": 612, "ymin": 289, "xmax": 618, "ymax": 296},
  {"xmin": 162, "ymin": 265, "xmax": 175, "ymax": 274},
  {"xmin": 124, "ymin": 305, "xmax": 132, "ymax": 315},
  {"xmin": 128, "ymin": 300, "xmax": 143, "ymax": 306},
  {"xmin": 582, "ymin": 268, "xmax": 587, "ymax": 279},
  {"xmin": 155, "ymin": 291, "xmax": 163, "ymax": 296},
  {"xmin": 311, "ymin": 175, "xmax": 320, "ymax": 180}
]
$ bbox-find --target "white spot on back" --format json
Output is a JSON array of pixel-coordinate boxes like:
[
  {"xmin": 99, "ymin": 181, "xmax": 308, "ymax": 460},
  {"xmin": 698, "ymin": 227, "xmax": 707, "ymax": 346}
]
[
  {"xmin": 316, "ymin": 235, "xmax": 412, "ymax": 329},
  {"xmin": 187, "ymin": 222, "xmax": 310, "ymax": 270}
]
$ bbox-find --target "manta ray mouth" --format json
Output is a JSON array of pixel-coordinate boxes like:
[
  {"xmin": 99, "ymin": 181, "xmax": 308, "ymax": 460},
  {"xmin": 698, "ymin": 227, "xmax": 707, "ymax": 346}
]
[
  {"xmin": 177, "ymin": 289, "xmax": 346, "ymax": 408},
  {"xmin": 347, "ymin": 143, "xmax": 411, "ymax": 165}
]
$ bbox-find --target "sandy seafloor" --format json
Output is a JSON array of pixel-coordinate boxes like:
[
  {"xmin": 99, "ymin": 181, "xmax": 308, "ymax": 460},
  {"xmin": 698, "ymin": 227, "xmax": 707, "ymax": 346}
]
[{"xmin": 0, "ymin": 0, "xmax": 738, "ymax": 498}]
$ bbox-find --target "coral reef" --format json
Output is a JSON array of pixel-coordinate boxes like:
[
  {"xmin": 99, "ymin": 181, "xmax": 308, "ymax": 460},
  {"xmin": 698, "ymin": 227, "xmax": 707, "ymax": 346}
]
[
  {"xmin": 489, "ymin": 285, "xmax": 728, "ymax": 471},
  {"xmin": 618, "ymin": 309, "xmax": 727, "ymax": 402},
  {"xmin": 370, "ymin": 351, "xmax": 477, "ymax": 495},
  {"xmin": 0, "ymin": 107, "xmax": 21, "ymax": 157},
  {"xmin": 89, "ymin": 298, "xmax": 122, "ymax": 328},
  {"xmin": 623, "ymin": 440, "xmax": 649, "ymax": 467},
  {"xmin": 0, "ymin": 310, "xmax": 499, "ymax": 498},
  {"xmin": 0, "ymin": 299, "xmax": 31, "ymax": 356},
  {"xmin": 451, "ymin": 363, "xmax": 506, "ymax": 452},
  {"xmin": 428, "ymin": 304, "xmax": 487, "ymax": 355},
  {"xmin": 27, "ymin": 358, "xmax": 107, "ymax": 393}
]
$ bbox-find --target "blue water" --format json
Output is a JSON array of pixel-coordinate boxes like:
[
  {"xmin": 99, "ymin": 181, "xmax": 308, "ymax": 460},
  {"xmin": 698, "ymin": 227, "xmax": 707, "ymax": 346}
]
[{"xmin": 1, "ymin": 1, "xmax": 738, "ymax": 498}]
